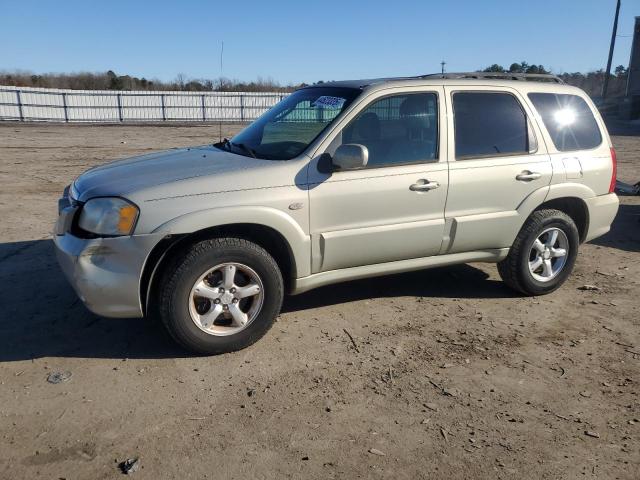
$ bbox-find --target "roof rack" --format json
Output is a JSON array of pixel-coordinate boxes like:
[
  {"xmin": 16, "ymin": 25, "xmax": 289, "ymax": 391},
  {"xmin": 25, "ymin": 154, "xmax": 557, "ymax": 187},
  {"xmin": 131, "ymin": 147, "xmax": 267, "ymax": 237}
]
[{"xmin": 419, "ymin": 72, "xmax": 565, "ymax": 84}]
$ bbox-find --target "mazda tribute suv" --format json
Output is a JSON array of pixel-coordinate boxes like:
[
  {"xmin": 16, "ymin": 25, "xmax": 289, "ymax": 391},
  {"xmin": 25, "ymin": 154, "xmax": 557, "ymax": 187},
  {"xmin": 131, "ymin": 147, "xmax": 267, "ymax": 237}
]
[{"xmin": 54, "ymin": 73, "xmax": 619, "ymax": 354}]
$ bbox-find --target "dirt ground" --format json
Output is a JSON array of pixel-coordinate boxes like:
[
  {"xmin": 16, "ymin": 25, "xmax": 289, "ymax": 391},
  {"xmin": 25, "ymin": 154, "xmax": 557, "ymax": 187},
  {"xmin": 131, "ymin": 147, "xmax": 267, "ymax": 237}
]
[{"xmin": 0, "ymin": 123, "xmax": 638, "ymax": 480}]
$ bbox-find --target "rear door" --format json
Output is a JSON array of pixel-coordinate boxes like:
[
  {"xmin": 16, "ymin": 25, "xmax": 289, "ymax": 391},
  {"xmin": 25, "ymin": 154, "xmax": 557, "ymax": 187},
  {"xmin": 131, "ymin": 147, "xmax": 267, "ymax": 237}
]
[{"xmin": 443, "ymin": 86, "xmax": 552, "ymax": 253}]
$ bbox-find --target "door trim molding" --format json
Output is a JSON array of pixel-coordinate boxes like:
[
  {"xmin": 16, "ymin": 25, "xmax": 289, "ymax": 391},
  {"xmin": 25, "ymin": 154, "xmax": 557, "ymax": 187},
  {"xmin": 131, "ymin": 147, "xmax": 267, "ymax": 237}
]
[{"xmin": 292, "ymin": 248, "xmax": 509, "ymax": 294}]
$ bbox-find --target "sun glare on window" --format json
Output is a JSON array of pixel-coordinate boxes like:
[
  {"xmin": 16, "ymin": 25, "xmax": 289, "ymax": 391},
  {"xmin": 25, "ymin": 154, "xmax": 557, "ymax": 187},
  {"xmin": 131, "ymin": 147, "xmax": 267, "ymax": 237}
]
[{"xmin": 554, "ymin": 108, "xmax": 576, "ymax": 127}]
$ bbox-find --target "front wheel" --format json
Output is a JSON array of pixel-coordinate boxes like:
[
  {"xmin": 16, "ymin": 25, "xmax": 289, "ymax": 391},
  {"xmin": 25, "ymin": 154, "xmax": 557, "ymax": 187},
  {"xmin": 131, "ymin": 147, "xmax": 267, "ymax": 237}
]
[
  {"xmin": 498, "ymin": 209, "xmax": 579, "ymax": 296},
  {"xmin": 158, "ymin": 237, "xmax": 283, "ymax": 354}
]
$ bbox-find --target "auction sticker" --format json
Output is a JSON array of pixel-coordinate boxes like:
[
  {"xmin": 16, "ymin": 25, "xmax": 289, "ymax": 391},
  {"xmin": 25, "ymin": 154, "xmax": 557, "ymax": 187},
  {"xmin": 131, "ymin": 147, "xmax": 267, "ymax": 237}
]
[{"xmin": 312, "ymin": 96, "xmax": 345, "ymax": 109}]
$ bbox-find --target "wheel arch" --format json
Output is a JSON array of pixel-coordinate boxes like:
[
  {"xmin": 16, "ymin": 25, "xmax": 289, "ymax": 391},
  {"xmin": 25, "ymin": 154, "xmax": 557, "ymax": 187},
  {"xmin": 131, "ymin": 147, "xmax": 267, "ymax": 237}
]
[
  {"xmin": 517, "ymin": 184, "xmax": 593, "ymax": 244},
  {"xmin": 141, "ymin": 207, "xmax": 310, "ymax": 316},
  {"xmin": 534, "ymin": 197, "xmax": 589, "ymax": 243}
]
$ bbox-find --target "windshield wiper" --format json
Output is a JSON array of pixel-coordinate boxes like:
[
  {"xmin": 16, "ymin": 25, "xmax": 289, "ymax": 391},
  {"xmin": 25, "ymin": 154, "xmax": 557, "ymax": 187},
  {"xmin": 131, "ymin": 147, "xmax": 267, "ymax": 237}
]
[
  {"xmin": 214, "ymin": 138, "xmax": 258, "ymax": 159},
  {"xmin": 231, "ymin": 142, "xmax": 257, "ymax": 158},
  {"xmin": 215, "ymin": 138, "xmax": 232, "ymax": 150}
]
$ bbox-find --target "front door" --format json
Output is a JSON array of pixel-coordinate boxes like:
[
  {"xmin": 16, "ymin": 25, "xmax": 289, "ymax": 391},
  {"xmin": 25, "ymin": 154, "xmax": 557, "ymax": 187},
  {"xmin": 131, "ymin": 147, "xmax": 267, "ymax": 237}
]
[{"xmin": 307, "ymin": 89, "xmax": 448, "ymax": 273}]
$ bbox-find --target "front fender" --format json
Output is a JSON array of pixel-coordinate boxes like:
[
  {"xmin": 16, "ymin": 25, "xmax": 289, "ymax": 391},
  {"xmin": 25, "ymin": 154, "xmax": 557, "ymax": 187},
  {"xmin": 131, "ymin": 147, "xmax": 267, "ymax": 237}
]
[{"xmin": 151, "ymin": 205, "xmax": 311, "ymax": 277}]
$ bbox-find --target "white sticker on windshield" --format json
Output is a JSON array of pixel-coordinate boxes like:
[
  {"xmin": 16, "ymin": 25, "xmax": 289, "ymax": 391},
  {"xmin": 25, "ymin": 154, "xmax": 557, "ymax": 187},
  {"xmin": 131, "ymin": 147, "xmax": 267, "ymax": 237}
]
[{"xmin": 312, "ymin": 96, "xmax": 345, "ymax": 109}]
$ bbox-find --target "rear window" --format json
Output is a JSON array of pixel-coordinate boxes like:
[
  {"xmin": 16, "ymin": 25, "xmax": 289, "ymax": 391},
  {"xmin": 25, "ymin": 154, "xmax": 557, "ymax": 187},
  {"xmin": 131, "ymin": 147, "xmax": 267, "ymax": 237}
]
[
  {"xmin": 453, "ymin": 92, "xmax": 531, "ymax": 159},
  {"xmin": 528, "ymin": 93, "xmax": 602, "ymax": 151}
]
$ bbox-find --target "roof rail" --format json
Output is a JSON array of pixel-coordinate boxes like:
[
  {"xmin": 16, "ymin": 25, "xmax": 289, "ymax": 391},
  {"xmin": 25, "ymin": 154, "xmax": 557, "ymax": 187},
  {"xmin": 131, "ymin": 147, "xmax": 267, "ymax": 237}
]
[{"xmin": 419, "ymin": 72, "xmax": 565, "ymax": 84}]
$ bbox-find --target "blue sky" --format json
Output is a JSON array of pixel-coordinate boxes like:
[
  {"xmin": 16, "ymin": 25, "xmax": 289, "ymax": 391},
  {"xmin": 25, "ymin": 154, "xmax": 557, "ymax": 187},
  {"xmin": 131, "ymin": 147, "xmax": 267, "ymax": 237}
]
[{"xmin": 0, "ymin": 0, "xmax": 636, "ymax": 84}]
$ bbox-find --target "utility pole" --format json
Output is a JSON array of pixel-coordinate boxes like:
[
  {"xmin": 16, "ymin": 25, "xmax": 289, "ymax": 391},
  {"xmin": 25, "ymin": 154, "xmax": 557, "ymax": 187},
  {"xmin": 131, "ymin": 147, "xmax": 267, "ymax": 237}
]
[
  {"xmin": 603, "ymin": 0, "xmax": 621, "ymax": 98},
  {"xmin": 440, "ymin": 60, "xmax": 446, "ymax": 74}
]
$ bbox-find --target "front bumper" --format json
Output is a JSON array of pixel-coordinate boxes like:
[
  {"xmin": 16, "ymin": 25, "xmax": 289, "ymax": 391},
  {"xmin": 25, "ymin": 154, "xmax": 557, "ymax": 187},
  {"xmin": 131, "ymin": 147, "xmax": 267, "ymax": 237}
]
[{"xmin": 53, "ymin": 229, "xmax": 165, "ymax": 318}]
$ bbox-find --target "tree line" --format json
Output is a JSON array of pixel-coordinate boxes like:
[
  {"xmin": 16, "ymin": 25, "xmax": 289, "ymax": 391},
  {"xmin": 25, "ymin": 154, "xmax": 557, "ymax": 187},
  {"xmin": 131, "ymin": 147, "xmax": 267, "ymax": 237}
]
[
  {"xmin": 481, "ymin": 61, "xmax": 629, "ymax": 98},
  {"xmin": 0, "ymin": 63, "xmax": 631, "ymax": 98},
  {"xmin": 0, "ymin": 70, "xmax": 301, "ymax": 92}
]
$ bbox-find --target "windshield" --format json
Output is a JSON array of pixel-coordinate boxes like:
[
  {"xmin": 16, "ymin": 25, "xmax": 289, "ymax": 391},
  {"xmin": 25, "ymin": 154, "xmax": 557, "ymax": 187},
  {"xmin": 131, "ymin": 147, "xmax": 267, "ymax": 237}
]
[{"xmin": 224, "ymin": 87, "xmax": 361, "ymax": 160}]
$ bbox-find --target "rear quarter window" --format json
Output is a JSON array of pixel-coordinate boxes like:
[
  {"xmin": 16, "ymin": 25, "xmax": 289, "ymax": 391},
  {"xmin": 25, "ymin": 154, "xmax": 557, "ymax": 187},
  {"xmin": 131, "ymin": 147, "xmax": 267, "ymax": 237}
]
[{"xmin": 528, "ymin": 93, "xmax": 602, "ymax": 152}]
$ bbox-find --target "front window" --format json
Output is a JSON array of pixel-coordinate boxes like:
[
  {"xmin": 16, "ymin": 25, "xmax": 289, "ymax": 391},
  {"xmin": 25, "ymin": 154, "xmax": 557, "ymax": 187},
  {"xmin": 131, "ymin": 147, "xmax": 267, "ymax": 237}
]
[
  {"xmin": 225, "ymin": 87, "xmax": 361, "ymax": 160},
  {"xmin": 329, "ymin": 92, "xmax": 439, "ymax": 168}
]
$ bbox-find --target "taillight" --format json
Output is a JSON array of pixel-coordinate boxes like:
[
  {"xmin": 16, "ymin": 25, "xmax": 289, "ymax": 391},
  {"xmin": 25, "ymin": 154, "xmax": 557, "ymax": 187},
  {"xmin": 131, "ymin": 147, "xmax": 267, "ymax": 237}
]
[{"xmin": 609, "ymin": 147, "xmax": 617, "ymax": 193}]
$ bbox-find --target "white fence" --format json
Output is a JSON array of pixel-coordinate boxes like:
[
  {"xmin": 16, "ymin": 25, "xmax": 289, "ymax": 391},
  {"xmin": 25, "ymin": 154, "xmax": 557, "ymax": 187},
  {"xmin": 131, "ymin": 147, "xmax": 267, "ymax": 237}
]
[{"xmin": 0, "ymin": 86, "xmax": 288, "ymax": 123}]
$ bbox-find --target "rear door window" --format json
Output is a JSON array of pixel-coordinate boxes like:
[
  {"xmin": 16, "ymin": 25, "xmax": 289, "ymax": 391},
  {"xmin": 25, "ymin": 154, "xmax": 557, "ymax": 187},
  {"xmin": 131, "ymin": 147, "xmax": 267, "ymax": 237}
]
[
  {"xmin": 452, "ymin": 92, "xmax": 532, "ymax": 159},
  {"xmin": 528, "ymin": 93, "xmax": 602, "ymax": 151}
]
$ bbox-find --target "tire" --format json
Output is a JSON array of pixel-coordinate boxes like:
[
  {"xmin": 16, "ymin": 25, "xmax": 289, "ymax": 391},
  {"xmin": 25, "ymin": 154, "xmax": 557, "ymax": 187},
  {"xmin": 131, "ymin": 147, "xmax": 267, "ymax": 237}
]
[
  {"xmin": 157, "ymin": 237, "xmax": 283, "ymax": 354},
  {"xmin": 498, "ymin": 209, "xmax": 579, "ymax": 296}
]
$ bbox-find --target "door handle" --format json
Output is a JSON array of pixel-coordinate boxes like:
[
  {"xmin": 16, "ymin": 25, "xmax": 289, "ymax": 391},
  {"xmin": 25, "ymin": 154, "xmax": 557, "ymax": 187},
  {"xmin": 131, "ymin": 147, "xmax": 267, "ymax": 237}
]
[
  {"xmin": 410, "ymin": 179, "xmax": 440, "ymax": 192},
  {"xmin": 515, "ymin": 171, "xmax": 542, "ymax": 181}
]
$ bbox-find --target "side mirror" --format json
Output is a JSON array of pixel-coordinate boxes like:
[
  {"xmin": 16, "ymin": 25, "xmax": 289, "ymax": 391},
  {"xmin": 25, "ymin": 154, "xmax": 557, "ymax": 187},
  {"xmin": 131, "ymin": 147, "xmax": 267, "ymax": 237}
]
[{"xmin": 332, "ymin": 144, "xmax": 369, "ymax": 171}]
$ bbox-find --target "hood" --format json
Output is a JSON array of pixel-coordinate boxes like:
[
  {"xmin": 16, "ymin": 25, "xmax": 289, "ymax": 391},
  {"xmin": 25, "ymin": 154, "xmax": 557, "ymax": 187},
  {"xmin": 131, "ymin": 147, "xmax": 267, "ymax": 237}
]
[{"xmin": 73, "ymin": 145, "xmax": 303, "ymax": 202}]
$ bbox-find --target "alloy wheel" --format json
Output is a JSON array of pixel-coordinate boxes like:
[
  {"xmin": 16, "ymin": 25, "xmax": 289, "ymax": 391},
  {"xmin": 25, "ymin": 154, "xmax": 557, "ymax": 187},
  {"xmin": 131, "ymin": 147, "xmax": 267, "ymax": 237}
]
[
  {"xmin": 188, "ymin": 262, "xmax": 264, "ymax": 336},
  {"xmin": 528, "ymin": 227, "xmax": 569, "ymax": 283}
]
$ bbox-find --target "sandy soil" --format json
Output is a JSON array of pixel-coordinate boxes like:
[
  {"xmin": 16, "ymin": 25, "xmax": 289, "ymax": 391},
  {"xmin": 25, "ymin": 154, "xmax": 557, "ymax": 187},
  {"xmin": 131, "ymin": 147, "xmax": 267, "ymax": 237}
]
[{"xmin": 0, "ymin": 123, "xmax": 638, "ymax": 480}]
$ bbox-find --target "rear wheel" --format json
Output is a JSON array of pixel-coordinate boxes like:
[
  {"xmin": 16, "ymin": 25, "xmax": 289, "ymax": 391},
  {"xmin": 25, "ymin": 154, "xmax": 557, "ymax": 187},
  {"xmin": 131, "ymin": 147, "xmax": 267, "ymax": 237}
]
[
  {"xmin": 498, "ymin": 209, "xmax": 579, "ymax": 296},
  {"xmin": 158, "ymin": 237, "xmax": 283, "ymax": 354}
]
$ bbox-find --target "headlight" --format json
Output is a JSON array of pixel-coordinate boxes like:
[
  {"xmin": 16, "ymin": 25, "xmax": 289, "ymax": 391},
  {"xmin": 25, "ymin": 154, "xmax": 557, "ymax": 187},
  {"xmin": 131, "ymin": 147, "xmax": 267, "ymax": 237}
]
[{"xmin": 77, "ymin": 197, "xmax": 139, "ymax": 236}]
